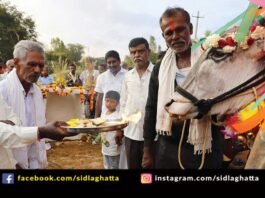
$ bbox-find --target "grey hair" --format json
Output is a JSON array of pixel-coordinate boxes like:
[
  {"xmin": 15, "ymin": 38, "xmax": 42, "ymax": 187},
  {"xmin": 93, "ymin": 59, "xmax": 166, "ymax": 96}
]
[{"xmin": 13, "ymin": 40, "xmax": 44, "ymax": 59}]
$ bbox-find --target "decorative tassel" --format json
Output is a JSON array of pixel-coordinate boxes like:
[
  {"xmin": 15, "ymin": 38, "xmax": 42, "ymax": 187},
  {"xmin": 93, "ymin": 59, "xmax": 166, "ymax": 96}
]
[{"xmin": 220, "ymin": 126, "xmax": 236, "ymax": 139}]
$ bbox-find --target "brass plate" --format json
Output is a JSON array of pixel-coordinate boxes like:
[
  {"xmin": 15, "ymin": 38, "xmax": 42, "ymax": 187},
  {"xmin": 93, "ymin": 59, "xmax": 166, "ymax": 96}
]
[{"xmin": 63, "ymin": 121, "xmax": 128, "ymax": 133}]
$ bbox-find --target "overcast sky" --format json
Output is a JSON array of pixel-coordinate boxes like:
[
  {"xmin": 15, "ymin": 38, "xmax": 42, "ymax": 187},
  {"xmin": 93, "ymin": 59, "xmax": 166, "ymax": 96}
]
[{"xmin": 6, "ymin": 0, "xmax": 250, "ymax": 59}]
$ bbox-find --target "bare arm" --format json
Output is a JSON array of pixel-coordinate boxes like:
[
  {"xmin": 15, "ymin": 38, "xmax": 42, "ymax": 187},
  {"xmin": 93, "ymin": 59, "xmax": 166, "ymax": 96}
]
[
  {"xmin": 95, "ymin": 92, "xmax": 103, "ymax": 118},
  {"xmin": 0, "ymin": 121, "xmax": 75, "ymax": 148}
]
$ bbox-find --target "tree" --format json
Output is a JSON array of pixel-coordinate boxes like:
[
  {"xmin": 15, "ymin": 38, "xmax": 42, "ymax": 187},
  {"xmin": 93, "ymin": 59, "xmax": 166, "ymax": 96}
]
[
  {"xmin": 149, "ymin": 51, "xmax": 157, "ymax": 64},
  {"xmin": 0, "ymin": 1, "xmax": 37, "ymax": 61},
  {"xmin": 50, "ymin": 37, "xmax": 67, "ymax": 59},
  {"xmin": 45, "ymin": 37, "xmax": 84, "ymax": 71},
  {"xmin": 66, "ymin": 43, "xmax": 84, "ymax": 63},
  {"xmin": 149, "ymin": 35, "xmax": 158, "ymax": 64},
  {"xmin": 45, "ymin": 37, "xmax": 68, "ymax": 72},
  {"xmin": 149, "ymin": 35, "xmax": 157, "ymax": 52},
  {"xmin": 123, "ymin": 55, "xmax": 134, "ymax": 68}
]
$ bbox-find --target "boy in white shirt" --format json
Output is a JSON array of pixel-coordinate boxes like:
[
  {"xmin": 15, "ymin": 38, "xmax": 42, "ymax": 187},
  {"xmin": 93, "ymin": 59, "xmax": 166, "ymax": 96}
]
[{"xmin": 100, "ymin": 90, "xmax": 121, "ymax": 169}]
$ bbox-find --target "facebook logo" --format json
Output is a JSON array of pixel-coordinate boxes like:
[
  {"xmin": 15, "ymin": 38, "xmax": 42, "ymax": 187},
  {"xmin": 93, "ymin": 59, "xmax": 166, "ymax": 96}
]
[{"xmin": 2, "ymin": 173, "xmax": 14, "ymax": 184}]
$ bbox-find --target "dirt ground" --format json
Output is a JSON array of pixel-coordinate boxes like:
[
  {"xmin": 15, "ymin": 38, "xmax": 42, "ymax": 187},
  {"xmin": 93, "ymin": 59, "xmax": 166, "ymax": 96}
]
[{"xmin": 47, "ymin": 138, "xmax": 104, "ymax": 169}]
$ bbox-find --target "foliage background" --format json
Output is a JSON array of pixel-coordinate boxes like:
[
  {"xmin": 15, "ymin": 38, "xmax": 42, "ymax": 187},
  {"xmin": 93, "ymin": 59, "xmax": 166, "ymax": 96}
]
[
  {"xmin": 0, "ymin": 0, "xmax": 37, "ymax": 61},
  {"xmin": 0, "ymin": 0, "xmax": 160, "ymax": 72}
]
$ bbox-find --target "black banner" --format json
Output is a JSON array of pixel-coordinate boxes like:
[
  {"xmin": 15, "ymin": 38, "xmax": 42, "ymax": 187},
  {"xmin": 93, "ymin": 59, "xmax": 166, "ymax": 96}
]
[{"xmin": 0, "ymin": 170, "xmax": 264, "ymax": 192}]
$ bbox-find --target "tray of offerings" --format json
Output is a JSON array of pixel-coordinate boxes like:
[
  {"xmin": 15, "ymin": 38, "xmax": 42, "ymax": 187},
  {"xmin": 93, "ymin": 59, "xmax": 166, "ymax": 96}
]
[{"xmin": 63, "ymin": 118, "xmax": 129, "ymax": 133}]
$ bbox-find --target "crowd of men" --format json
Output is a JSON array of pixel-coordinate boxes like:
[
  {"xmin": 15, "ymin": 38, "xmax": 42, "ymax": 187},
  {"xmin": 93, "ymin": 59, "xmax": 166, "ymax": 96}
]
[{"xmin": 0, "ymin": 7, "xmax": 227, "ymax": 169}]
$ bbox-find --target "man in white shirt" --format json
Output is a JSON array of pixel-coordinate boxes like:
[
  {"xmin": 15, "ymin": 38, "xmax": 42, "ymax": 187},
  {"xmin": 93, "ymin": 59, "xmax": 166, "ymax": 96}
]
[
  {"xmin": 0, "ymin": 40, "xmax": 48, "ymax": 169},
  {"xmin": 95, "ymin": 50, "xmax": 127, "ymax": 169},
  {"xmin": 120, "ymin": 38, "xmax": 154, "ymax": 169},
  {"xmin": 95, "ymin": 50, "xmax": 127, "ymax": 117},
  {"xmin": 0, "ymin": 95, "xmax": 74, "ymax": 169}
]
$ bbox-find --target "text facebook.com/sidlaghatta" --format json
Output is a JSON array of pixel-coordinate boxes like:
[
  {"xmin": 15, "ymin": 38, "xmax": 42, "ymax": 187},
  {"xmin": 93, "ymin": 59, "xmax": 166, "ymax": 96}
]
[{"xmin": 17, "ymin": 175, "xmax": 120, "ymax": 182}]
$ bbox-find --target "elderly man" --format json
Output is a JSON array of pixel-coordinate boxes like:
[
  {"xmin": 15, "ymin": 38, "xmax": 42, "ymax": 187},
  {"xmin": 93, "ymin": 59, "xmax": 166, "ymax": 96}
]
[
  {"xmin": 0, "ymin": 40, "xmax": 49, "ymax": 169},
  {"xmin": 142, "ymin": 7, "xmax": 224, "ymax": 169},
  {"xmin": 0, "ymin": 96, "xmax": 74, "ymax": 169}
]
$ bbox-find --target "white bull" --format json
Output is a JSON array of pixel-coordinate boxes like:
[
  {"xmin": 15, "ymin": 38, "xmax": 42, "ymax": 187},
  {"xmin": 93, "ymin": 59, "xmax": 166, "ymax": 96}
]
[{"xmin": 166, "ymin": 29, "xmax": 265, "ymax": 169}]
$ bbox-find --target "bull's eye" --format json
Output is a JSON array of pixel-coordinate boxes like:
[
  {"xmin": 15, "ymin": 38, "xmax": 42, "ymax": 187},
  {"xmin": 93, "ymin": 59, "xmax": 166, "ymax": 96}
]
[{"xmin": 207, "ymin": 48, "xmax": 232, "ymax": 63}]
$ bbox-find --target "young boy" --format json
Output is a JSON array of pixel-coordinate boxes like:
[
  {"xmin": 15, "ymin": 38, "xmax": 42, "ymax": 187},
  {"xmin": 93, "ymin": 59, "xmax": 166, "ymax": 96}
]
[{"xmin": 100, "ymin": 90, "xmax": 121, "ymax": 169}]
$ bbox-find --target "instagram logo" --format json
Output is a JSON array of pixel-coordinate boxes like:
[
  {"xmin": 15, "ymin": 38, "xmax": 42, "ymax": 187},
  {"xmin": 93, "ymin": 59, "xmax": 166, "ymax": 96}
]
[{"xmin": 141, "ymin": 173, "xmax": 152, "ymax": 184}]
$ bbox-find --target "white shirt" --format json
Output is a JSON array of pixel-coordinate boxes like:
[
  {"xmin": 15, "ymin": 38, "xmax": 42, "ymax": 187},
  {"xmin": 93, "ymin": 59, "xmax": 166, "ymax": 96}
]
[
  {"xmin": 120, "ymin": 63, "xmax": 154, "ymax": 141},
  {"xmin": 176, "ymin": 67, "xmax": 191, "ymax": 85},
  {"xmin": 95, "ymin": 68, "xmax": 127, "ymax": 114},
  {"xmin": 25, "ymin": 89, "xmax": 36, "ymax": 127},
  {"xmin": 0, "ymin": 98, "xmax": 38, "ymax": 169},
  {"xmin": 100, "ymin": 111, "xmax": 121, "ymax": 156},
  {"xmin": 24, "ymin": 88, "xmax": 42, "ymax": 168}
]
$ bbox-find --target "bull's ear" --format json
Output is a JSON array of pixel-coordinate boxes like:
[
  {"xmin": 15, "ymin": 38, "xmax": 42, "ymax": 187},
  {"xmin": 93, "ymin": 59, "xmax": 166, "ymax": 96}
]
[{"xmin": 207, "ymin": 48, "xmax": 232, "ymax": 63}]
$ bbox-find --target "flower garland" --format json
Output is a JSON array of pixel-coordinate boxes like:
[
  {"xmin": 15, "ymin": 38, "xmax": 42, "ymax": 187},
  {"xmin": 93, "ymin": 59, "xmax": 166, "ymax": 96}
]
[
  {"xmin": 201, "ymin": 25, "xmax": 265, "ymax": 53},
  {"xmin": 89, "ymin": 89, "xmax": 95, "ymax": 111},
  {"xmin": 202, "ymin": 34, "xmax": 237, "ymax": 53},
  {"xmin": 39, "ymin": 84, "xmax": 85, "ymax": 103},
  {"xmin": 39, "ymin": 84, "xmax": 56, "ymax": 98},
  {"xmin": 54, "ymin": 86, "xmax": 73, "ymax": 97},
  {"xmin": 79, "ymin": 86, "xmax": 84, "ymax": 103}
]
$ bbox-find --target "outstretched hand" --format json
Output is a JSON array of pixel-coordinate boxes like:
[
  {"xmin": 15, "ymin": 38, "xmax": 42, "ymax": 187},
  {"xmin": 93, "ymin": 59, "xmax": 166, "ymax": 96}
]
[{"xmin": 38, "ymin": 121, "xmax": 76, "ymax": 141}]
